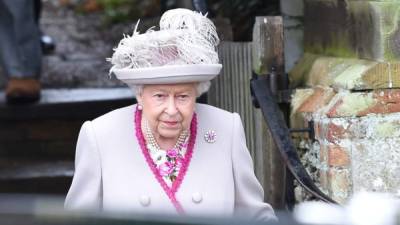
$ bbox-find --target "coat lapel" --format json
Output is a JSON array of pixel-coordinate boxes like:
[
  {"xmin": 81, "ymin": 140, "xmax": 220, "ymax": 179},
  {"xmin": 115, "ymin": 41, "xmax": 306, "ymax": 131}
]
[{"xmin": 135, "ymin": 109, "xmax": 198, "ymax": 214}]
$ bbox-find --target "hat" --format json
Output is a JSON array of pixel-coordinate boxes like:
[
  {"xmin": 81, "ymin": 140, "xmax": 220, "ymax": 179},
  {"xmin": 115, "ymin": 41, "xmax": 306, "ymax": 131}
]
[{"xmin": 108, "ymin": 8, "xmax": 222, "ymax": 85}]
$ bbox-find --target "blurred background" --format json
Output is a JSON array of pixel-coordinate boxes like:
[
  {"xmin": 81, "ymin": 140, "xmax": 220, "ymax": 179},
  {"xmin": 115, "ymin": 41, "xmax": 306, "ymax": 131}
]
[
  {"xmin": 0, "ymin": 0, "xmax": 281, "ymax": 198},
  {"xmin": 2, "ymin": 0, "xmax": 400, "ymax": 224}
]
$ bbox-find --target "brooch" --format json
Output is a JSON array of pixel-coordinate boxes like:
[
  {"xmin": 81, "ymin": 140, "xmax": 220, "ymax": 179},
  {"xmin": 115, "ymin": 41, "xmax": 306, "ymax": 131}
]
[{"xmin": 204, "ymin": 130, "xmax": 216, "ymax": 143}]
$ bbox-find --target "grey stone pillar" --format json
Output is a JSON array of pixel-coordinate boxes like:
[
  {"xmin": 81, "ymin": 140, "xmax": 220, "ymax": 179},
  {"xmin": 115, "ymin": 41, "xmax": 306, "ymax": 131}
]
[{"xmin": 280, "ymin": 0, "xmax": 304, "ymax": 73}]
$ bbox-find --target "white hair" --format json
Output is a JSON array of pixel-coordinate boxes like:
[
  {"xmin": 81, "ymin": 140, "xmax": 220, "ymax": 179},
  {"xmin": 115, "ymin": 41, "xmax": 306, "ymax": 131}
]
[{"xmin": 129, "ymin": 81, "xmax": 211, "ymax": 98}]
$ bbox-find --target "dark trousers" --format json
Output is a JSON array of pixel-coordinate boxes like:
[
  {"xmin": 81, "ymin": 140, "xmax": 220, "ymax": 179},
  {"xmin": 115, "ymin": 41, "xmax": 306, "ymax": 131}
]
[{"xmin": 0, "ymin": 0, "xmax": 41, "ymax": 79}]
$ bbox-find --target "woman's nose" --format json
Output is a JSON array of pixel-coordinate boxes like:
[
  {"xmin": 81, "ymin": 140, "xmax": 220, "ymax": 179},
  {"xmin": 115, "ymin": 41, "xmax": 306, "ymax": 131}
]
[{"xmin": 165, "ymin": 96, "xmax": 178, "ymax": 115}]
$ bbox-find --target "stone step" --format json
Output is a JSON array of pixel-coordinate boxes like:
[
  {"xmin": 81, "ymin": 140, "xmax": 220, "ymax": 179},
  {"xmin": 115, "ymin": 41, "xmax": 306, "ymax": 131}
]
[
  {"xmin": 0, "ymin": 160, "xmax": 73, "ymax": 180},
  {"xmin": 0, "ymin": 88, "xmax": 135, "ymax": 194},
  {"xmin": 0, "ymin": 88, "xmax": 135, "ymax": 120},
  {"xmin": 0, "ymin": 159, "xmax": 73, "ymax": 194},
  {"xmin": 0, "ymin": 88, "xmax": 136, "ymax": 160}
]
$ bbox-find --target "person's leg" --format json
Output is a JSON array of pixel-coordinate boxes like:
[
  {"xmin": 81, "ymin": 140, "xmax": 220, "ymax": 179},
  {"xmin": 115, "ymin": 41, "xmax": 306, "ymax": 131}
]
[
  {"xmin": 0, "ymin": 0, "xmax": 42, "ymax": 79},
  {"xmin": 33, "ymin": 0, "xmax": 56, "ymax": 55},
  {"xmin": 34, "ymin": 0, "xmax": 42, "ymax": 24},
  {"xmin": 0, "ymin": 0, "xmax": 41, "ymax": 103}
]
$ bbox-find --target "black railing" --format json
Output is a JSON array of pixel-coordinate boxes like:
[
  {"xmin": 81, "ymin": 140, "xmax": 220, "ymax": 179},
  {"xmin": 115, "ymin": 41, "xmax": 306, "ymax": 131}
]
[{"xmin": 250, "ymin": 73, "xmax": 336, "ymax": 204}]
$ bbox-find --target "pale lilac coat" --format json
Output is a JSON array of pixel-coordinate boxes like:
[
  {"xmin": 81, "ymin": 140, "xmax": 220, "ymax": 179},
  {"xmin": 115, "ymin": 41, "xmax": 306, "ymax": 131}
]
[{"xmin": 65, "ymin": 103, "xmax": 276, "ymax": 221}]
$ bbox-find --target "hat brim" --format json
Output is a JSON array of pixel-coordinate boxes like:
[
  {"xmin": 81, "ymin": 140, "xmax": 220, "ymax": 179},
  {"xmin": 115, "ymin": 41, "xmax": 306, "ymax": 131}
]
[{"xmin": 113, "ymin": 64, "xmax": 222, "ymax": 85}]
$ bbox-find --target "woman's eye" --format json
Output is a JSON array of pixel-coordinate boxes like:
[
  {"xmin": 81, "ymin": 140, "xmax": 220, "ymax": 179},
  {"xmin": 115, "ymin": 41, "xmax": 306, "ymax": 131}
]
[
  {"xmin": 153, "ymin": 94, "xmax": 165, "ymax": 99},
  {"xmin": 177, "ymin": 95, "xmax": 189, "ymax": 100}
]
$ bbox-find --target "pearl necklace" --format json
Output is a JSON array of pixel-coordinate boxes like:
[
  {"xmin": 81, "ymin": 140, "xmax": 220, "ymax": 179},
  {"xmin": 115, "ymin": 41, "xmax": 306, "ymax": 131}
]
[
  {"xmin": 141, "ymin": 117, "xmax": 189, "ymax": 151},
  {"xmin": 135, "ymin": 108, "xmax": 197, "ymax": 215}
]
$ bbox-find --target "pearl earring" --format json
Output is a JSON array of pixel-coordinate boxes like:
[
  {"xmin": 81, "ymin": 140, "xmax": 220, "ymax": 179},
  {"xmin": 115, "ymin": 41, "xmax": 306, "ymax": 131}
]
[{"xmin": 137, "ymin": 104, "xmax": 143, "ymax": 111}]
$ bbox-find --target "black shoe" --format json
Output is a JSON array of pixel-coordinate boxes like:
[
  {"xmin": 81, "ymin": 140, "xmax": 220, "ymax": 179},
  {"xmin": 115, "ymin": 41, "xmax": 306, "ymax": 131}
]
[{"xmin": 41, "ymin": 34, "xmax": 56, "ymax": 55}]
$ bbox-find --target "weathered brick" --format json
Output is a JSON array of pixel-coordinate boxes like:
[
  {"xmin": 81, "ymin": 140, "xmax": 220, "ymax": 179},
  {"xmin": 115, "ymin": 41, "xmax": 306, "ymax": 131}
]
[
  {"xmin": 319, "ymin": 169, "xmax": 329, "ymax": 191},
  {"xmin": 328, "ymin": 168, "xmax": 351, "ymax": 204},
  {"xmin": 327, "ymin": 144, "xmax": 350, "ymax": 167},
  {"xmin": 314, "ymin": 118, "xmax": 350, "ymax": 143},
  {"xmin": 314, "ymin": 121, "xmax": 323, "ymax": 141},
  {"xmin": 317, "ymin": 144, "xmax": 330, "ymax": 191},
  {"xmin": 293, "ymin": 0, "xmax": 400, "ymax": 204},
  {"xmin": 325, "ymin": 121, "xmax": 348, "ymax": 143},
  {"xmin": 289, "ymin": 53, "xmax": 400, "ymax": 90},
  {"xmin": 291, "ymin": 88, "xmax": 315, "ymax": 113},
  {"xmin": 319, "ymin": 143, "xmax": 328, "ymax": 162},
  {"xmin": 297, "ymin": 87, "xmax": 336, "ymax": 113},
  {"xmin": 290, "ymin": 87, "xmax": 335, "ymax": 138},
  {"xmin": 362, "ymin": 90, "xmax": 400, "ymax": 115},
  {"xmin": 315, "ymin": 113, "xmax": 400, "ymax": 142},
  {"xmin": 326, "ymin": 89, "xmax": 400, "ymax": 117},
  {"xmin": 290, "ymin": 88, "xmax": 314, "ymax": 135}
]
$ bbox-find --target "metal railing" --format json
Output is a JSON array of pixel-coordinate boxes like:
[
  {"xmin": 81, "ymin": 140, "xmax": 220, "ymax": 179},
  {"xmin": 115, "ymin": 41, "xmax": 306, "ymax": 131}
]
[{"xmin": 250, "ymin": 73, "xmax": 336, "ymax": 204}]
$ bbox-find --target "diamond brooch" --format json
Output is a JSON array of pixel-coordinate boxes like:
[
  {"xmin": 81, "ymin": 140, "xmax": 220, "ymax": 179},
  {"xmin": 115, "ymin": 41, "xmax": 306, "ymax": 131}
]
[{"xmin": 204, "ymin": 130, "xmax": 216, "ymax": 143}]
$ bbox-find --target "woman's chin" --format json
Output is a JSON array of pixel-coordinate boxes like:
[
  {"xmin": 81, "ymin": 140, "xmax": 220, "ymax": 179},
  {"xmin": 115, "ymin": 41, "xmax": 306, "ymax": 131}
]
[{"xmin": 158, "ymin": 129, "xmax": 181, "ymax": 139}]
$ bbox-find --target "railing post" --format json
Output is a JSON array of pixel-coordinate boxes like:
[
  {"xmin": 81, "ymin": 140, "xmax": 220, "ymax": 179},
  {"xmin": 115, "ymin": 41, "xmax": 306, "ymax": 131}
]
[{"xmin": 252, "ymin": 16, "xmax": 286, "ymax": 209}]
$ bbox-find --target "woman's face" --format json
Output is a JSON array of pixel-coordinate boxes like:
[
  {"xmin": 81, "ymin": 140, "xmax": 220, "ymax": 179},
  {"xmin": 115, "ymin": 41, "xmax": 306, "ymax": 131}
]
[{"xmin": 137, "ymin": 83, "xmax": 197, "ymax": 140}]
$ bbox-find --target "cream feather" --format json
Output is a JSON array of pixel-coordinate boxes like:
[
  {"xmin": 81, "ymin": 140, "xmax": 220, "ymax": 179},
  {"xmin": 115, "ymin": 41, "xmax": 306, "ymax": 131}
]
[{"xmin": 108, "ymin": 8, "xmax": 220, "ymax": 73}]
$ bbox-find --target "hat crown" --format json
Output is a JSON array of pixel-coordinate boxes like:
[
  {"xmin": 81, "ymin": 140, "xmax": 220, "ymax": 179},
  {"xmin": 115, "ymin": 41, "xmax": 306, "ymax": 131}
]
[{"xmin": 109, "ymin": 8, "xmax": 220, "ymax": 73}]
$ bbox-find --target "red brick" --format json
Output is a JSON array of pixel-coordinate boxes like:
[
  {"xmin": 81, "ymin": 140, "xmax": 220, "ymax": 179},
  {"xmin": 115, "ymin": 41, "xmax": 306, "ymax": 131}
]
[
  {"xmin": 327, "ymin": 144, "xmax": 350, "ymax": 167},
  {"xmin": 318, "ymin": 144, "xmax": 329, "ymax": 191},
  {"xmin": 326, "ymin": 98, "xmax": 344, "ymax": 118},
  {"xmin": 314, "ymin": 119, "xmax": 349, "ymax": 143},
  {"xmin": 319, "ymin": 169, "xmax": 329, "ymax": 190},
  {"xmin": 297, "ymin": 87, "xmax": 335, "ymax": 113},
  {"xmin": 327, "ymin": 168, "xmax": 351, "ymax": 203},
  {"xmin": 360, "ymin": 90, "xmax": 400, "ymax": 115},
  {"xmin": 327, "ymin": 89, "xmax": 400, "ymax": 117},
  {"xmin": 314, "ymin": 121, "xmax": 323, "ymax": 140},
  {"xmin": 326, "ymin": 122, "xmax": 347, "ymax": 143}
]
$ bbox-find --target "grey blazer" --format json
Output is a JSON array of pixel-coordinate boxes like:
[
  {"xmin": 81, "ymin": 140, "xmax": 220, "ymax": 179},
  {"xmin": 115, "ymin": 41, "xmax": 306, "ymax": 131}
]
[{"xmin": 65, "ymin": 103, "xmax": 276, "ymax": 221}]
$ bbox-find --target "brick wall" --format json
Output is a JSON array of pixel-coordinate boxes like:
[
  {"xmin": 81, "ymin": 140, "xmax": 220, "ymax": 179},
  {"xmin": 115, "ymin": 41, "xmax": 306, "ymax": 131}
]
[{"xmin": 290, "ymin": 0, "xmax": 400, "ymax": 203}]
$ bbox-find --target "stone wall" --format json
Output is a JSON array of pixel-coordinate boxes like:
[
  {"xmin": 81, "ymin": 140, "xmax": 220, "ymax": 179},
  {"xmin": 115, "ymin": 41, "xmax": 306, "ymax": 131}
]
[
  {"xmin": 281, "ymin": 0, "xmax": 304, "ymax": 72},
  {"xmin": 290, "ymin": 0, "xmax": 400, "ymax": 203}
]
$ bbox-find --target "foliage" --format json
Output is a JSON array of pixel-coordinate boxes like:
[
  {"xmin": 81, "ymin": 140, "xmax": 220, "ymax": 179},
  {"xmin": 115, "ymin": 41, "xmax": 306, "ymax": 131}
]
[
  {"xmin": 95, "ymin": 0, "xmax": 142, "ymax": 24},
  {"xmin": 77, "ymin": 0, "xmax": 280, "ymax": 40},
  {"xmin": 79, "ymin": 0, "xmax": 160, "ymax": 25},
  {"xmin": 207, "ymin": 0, "xmax": 280, "ymax": 41}
]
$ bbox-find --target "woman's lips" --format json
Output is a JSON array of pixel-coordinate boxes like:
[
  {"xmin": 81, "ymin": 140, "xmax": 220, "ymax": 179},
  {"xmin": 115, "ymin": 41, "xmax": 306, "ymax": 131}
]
[{"xmin": 162, "ymin": 121, "xmax": 178, "ymax": 127}]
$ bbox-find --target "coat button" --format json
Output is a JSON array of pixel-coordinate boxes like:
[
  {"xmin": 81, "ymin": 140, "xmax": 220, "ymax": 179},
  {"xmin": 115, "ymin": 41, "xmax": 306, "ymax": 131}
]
[
  {"xmin": 139, "ymin": 195, "xmax": 151, "ymax": 207},
  {"xmin": 192, "ymin": 192, "xmax": 202, "ymax": 204}
]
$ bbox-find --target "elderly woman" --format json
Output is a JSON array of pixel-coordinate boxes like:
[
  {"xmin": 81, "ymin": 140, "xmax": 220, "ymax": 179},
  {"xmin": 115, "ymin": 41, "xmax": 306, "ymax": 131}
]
[{"xmin": 65, "ymin": 8, "xmax": 276, "ymax": 221}]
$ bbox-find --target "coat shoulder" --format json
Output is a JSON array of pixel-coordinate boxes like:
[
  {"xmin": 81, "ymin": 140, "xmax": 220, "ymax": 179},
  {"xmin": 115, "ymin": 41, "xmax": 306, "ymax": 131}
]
[
  {"xmin": 91, "ymin": 104, "xmax": 136, "ymax": 128},
  {"xmin": 195, "ymin": 104, "xmax": 239, "ymax": 137},
  {"xmin": 195, "ymin": 103, "xmax": 234, "ymax": 119}
]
